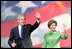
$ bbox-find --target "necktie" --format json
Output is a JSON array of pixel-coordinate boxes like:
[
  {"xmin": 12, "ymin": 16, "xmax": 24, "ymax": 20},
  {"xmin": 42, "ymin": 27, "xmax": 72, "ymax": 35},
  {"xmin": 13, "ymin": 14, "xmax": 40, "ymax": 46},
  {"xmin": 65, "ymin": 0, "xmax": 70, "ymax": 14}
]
[{"xmin": 21, "ymin": 26, "xmax": 23, "ymax": 39}]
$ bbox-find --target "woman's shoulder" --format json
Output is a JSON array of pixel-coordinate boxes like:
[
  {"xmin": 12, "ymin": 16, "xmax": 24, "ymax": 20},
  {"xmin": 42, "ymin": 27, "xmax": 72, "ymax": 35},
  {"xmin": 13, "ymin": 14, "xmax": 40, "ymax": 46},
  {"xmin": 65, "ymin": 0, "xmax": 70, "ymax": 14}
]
[
  {"xmin": 44, "ymin": 31, "xmax": 50, "ymax": 37},
  {"xmin": 56, "ymin": 31, "xmax": 62, "ymax": 34}
]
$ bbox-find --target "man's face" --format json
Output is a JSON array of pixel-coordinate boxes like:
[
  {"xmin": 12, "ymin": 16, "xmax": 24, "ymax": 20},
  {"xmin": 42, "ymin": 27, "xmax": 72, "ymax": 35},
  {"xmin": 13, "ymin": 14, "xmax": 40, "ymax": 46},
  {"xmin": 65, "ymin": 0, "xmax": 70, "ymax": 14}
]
[{"xmin": 18, "ymin": 16, "xmax": 26, "ymax": 26}]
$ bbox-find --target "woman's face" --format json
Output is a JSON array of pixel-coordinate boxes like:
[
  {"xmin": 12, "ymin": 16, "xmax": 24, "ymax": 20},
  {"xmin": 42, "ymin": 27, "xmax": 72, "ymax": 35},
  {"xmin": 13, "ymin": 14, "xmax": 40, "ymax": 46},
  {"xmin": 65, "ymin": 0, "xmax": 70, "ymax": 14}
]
[{"xmin": 50, "ymin": 23, "xmax": 56, "ymax": 31}]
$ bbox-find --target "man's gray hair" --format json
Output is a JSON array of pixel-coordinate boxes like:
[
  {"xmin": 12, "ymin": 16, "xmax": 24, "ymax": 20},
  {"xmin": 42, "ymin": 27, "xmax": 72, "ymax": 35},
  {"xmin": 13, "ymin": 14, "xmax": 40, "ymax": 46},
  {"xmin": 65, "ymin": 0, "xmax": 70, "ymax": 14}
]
[{"xmin": 17, "ymin": 14, "xmax": 26, "ymax": 20}]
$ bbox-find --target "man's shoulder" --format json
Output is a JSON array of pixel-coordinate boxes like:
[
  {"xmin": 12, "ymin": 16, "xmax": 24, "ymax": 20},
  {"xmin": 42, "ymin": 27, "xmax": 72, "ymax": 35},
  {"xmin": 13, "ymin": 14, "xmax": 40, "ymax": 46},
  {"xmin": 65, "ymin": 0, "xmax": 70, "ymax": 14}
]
[
  {"xmin": 24, "ymin": 24, "xmax": 33, "ymax": 28},
  {"xmin": 25, "ymin": 24, "xmax": 32, "ymax": 26},
  {"xmin": 11, "ymin": 26, "xmax": 18, "ymax": 30}
]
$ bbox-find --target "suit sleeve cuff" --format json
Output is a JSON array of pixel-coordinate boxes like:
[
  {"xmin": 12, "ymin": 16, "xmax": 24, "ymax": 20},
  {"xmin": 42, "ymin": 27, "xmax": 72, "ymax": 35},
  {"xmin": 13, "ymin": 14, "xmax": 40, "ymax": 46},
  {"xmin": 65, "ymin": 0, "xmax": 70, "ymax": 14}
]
[{"xmin": 37, "ymin": 20, "xmax": 40, "ymax": 23}]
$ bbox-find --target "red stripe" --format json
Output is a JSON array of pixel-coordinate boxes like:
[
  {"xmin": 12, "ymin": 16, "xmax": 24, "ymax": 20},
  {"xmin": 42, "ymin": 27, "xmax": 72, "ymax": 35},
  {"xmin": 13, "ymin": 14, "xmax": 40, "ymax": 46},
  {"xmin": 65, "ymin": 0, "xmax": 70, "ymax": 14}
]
[
  {"xmin": 26, "ymin": 2, "xmax": 66, "ymax": 24},
  {"xmin": 1, "ymin": 20, "xmax": 18, "ymax": 38}
]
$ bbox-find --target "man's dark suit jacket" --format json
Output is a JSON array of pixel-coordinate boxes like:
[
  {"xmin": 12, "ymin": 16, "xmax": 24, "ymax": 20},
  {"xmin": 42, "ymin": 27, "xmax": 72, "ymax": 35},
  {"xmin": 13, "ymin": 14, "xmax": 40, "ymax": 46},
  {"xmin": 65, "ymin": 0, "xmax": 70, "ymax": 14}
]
[{"xmin": 8, "ymin": 21, "xmax": 40, "ymax": 48}]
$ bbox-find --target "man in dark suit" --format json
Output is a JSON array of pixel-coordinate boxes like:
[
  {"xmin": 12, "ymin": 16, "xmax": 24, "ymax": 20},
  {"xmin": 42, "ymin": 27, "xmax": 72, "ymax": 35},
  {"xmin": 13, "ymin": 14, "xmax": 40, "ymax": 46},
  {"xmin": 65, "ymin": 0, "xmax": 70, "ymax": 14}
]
[{"xmin": 8, "ymin": 12, "xmax": 41, "ymax": 48}]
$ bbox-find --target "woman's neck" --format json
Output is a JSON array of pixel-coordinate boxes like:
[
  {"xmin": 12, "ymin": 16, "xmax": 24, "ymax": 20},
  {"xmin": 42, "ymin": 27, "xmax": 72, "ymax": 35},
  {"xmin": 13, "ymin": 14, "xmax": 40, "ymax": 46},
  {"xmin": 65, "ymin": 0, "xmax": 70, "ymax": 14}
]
[{"xmin": 51, "ymin": 30, "xmax": 56, "ymax": 32}]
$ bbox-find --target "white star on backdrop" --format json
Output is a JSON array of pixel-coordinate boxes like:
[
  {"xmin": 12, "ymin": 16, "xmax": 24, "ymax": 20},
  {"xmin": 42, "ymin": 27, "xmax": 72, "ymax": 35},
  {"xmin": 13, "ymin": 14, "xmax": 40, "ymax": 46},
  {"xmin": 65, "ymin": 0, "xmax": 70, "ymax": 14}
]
[
  {"xmin": 16, "ymin": 1, "xmax": 37, "ymax": 14},
  {"xmin": 2, "ymin": 7, "xmax": 17, "ymax": 21},
  {"xmin": 42, "ymin": 1, "xmax": 46, "ymax": 4},
  {"xmin": 3, "ymin": 1, "xmax": 7, "ymax": 4}
]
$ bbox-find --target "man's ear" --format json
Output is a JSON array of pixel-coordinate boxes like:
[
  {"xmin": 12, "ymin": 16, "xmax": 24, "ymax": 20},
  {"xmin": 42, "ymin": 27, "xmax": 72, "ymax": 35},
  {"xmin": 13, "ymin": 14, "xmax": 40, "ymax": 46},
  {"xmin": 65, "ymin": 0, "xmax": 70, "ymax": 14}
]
[{"xmin": 17, "ymin": 19, "xmax": 19, "ymax": 22}]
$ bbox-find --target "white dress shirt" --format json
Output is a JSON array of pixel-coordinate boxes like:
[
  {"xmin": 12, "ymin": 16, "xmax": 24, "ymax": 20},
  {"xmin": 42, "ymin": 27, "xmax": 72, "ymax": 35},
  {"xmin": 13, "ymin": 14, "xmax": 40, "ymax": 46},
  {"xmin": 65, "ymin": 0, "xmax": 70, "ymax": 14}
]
[{"xmin": 18, "ymin": 25, "xmax": 22, "ymax": 38}]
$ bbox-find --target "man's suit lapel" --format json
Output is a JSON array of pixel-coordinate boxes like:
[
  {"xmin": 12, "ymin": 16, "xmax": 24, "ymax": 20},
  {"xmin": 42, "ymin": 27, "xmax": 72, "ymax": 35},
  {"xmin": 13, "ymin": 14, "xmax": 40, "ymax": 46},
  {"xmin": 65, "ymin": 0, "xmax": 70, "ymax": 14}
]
[{"xmin": 16, "ymin": 26, "xmax": 20, "ymax": 38}]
